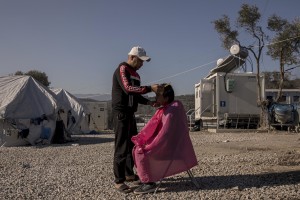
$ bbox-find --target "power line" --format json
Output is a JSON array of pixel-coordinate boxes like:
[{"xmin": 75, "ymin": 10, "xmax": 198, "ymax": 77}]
[
  {"xmin": 146, "ymin": 60, "xmax": 216, "ymax": 84},
  {"xmin": 73, "ymin": 36, "xmax": 300, "ymax": 95},
  {"xmin": 285, "ymin": 64, "xmax": 300, "ymax": 72},
  {"xmin": 267, "ymin": 35, "xmax": 300, "ymax": 47},
  {"xmin": 149, "ymin": 36, "xmax": 300, "ymax": 85},
  {"xmin": 250, "ymin": 35, "xmax": 300, "ymax": 49}
]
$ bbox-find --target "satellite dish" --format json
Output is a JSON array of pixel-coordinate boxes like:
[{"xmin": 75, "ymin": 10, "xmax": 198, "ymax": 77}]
[
  {"xmin": 217, "ymin": 58, "xmax": 224, "ymax": 65},
  {"xmin": 230, "ymin": 44, "xmax": 240, "ymax": 55}
]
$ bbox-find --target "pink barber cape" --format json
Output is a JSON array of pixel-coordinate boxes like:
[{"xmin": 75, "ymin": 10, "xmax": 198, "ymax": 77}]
[{"xmin": 132, "ymin": 100, "xmax": 198, "ymax": 183}]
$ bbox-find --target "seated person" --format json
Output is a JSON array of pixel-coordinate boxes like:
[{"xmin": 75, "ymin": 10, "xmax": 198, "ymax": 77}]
[{"xmin": 131, "ymin": 83, "xmax": 198, "ymax": 194}]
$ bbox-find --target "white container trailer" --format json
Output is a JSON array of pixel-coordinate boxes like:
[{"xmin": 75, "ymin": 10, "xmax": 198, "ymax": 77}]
[
  {"xmin": 194, "ymin": 44, "xmax": 266, "ymax": 129},
  {"xmin": 83, "ymin": 101, "xmax": 109, "ymax": 131},
  {"xmin": 195, "ymin": 72, "xmax": 265, "ymax": 129}
]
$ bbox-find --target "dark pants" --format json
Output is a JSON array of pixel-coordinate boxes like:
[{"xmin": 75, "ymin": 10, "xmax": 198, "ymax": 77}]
[{"xmin": 113, "ymin": 111, "xmax": 137, "ymax": 184}]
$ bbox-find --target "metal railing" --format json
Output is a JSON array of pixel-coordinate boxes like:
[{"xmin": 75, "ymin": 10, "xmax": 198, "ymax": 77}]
[{"xmin": 186, "ymin": 104, "xmax": 212, "ymax": 130}]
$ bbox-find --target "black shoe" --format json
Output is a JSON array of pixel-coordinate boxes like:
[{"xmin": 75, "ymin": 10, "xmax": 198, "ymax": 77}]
[{"xmin": 133, "ymin": 183, "xmax": 157, "ymax": 194}]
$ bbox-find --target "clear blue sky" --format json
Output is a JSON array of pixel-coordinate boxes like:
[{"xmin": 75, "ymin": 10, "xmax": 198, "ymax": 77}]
[{"xmin": 0, "ymin": 0, "xmax": 299, "ymax": 96}]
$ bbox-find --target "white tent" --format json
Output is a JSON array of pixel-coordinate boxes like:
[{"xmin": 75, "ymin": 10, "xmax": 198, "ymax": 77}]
[
  {"xmin": 50, "ymin": 88, "xmax": 90, "ymax": 134},
  {"xmin": 0, "ymin": 75, "xmax": 58, "ymax": 147}
]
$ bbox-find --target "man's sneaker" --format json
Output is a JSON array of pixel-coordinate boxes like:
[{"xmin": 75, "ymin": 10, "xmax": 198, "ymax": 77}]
[{"xmin": 133, "ymin": 183, "xmax": 157, "ymax": 194}]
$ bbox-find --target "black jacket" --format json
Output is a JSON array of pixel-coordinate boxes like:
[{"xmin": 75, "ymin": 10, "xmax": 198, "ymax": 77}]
[{"xmin": 112, "ymin": 62, "xmax": 151, "ymax": 113}]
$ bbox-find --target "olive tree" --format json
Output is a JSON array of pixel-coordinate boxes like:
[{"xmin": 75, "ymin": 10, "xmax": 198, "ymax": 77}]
[
  {"xmin": 212, "ymin": 4, "xmax": 268, "ymax": 126},
  {"xmin": 15, "ymin": 70, "xmax": 51, "ymax": 87},
  {"xmin": 262, "ymin": 71, "xmax": 296, "ymax": 89},
  {"xmin": 267, "ymin": 15, "xmax": 300, "ymax": 101}
]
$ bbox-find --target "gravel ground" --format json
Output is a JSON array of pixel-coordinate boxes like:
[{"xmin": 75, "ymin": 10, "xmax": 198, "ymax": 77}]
[{"xmin": 1, "ymin": 130, "xmax": 300, "ymax": 200}]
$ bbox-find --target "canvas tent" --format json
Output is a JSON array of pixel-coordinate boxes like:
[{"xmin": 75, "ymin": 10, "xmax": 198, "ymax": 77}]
[
  {"xmin": 50, "ymin": 88, "xmax": 90, "ymax": 134},
  {"xmin": 0, "ymin": 75, "xmax": 58, "ymax": 147}
]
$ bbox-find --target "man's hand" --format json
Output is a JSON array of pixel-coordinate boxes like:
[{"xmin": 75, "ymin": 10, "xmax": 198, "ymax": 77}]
[
  {"xmin": 147, "ymin": 101, "xmax": 160, "ymax": 107},
  {"xmin": 151, "ymin": 84, "xmax": 163, "ymax": 94}
]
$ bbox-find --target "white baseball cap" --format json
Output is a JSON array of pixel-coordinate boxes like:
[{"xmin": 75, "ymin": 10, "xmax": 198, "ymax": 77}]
[{"xmin": 128, "ymin": 46, "xmax": 151, "ymax": 62}]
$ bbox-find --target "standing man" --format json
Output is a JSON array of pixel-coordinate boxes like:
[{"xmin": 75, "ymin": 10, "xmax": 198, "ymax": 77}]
[{"xmin": 112, "ymin": 46, "xmax": 158, "ymax": 193}]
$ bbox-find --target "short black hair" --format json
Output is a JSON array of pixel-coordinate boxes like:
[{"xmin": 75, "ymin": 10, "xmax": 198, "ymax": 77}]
[{"xmin": 161, "ymin": 83, "xmax": 174, "ymax": 103}]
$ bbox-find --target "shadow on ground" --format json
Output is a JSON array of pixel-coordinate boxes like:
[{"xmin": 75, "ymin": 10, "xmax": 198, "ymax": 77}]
[
  {"xmin": 160, "ymin": 170, "xmax": 300, "ymax": 192},
  {"xmin": 70, "ymin": 135, "xmax": 114, "ymax": 145},
  {"xmin": 41, "ymin": 135, "xmax": 114, "ymax": 148}
]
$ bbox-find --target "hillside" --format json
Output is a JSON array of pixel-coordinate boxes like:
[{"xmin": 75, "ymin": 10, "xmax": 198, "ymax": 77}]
[{"xmin": 136, "ymin": 94, "xmax": 194, "ymax": 115}]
